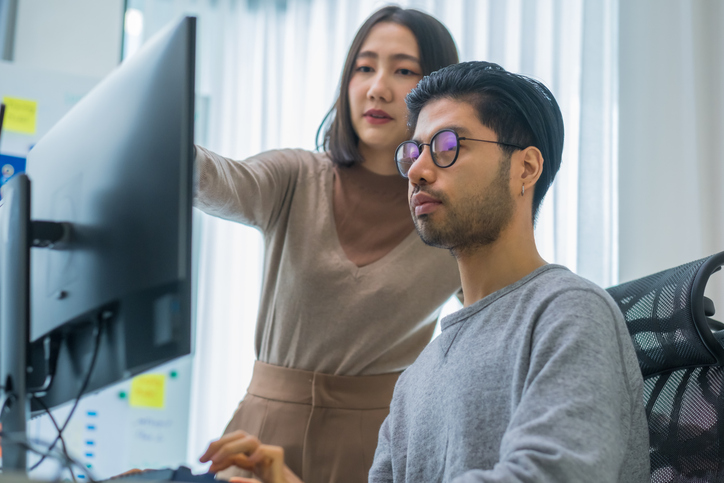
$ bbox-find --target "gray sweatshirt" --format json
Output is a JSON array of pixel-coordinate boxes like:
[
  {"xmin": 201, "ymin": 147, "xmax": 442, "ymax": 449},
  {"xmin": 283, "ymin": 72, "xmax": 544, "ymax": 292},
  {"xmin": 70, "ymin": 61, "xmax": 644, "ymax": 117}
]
[{"xmin": 369, "ymin": 265, "xmax": 649, "ymax": 483}]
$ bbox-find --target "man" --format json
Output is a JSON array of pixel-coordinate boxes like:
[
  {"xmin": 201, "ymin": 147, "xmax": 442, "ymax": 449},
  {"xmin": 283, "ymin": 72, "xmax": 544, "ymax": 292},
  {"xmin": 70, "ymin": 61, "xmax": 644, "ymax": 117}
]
[
  {"xmin": 368, "ymin": 61, "xmax": 650, "ymax": 482},
  {"xmin": 198, "ymin": 62, "xmax": 649, "ymax": 483}
]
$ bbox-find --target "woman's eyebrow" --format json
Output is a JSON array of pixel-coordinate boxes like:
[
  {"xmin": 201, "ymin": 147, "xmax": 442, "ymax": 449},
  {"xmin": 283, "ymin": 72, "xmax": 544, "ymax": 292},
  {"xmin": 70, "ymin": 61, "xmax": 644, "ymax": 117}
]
[
  {"xmin": 357, "ymin": 51, "xmax": 378, "ymax": 60},
  {"xmin": 390, "ymin": 53, "xmax": 420, "ymax": 63},
  {"xmin": 356, "ymin": 51, "xmax": 420, "ymax": 63}
]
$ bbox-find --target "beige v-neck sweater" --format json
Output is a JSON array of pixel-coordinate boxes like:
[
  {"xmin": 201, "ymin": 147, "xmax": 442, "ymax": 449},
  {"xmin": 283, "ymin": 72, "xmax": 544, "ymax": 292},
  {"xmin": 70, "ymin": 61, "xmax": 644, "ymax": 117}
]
[
  {"xmin": 194, "ymin": 146, "xmax": 461, "ymax": 375},
  {"xmin": 332, "ymin": 162, "xmax": 414, "ymax": 267}
]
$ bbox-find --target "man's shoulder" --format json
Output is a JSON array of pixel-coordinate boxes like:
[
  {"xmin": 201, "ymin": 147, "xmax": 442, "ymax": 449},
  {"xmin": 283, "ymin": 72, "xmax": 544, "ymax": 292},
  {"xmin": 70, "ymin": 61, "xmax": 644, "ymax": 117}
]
[
  {"xmin": 528, "ymin": 264, "xmax": 603, "ymax": 290},
  {"xmin": 514, "ymin": 266, "xmax": 632, "ymax": 352},
  {"xmin": 522, "ymin": 264, "xmax": 617, "ymax": 311},
  {"xmin": 487, "ymin": 265, "xmax": 625, "ymax": 339},
  {"xmin": 442, "ymin": 265, "xmax": 626, "ymax": 345}
]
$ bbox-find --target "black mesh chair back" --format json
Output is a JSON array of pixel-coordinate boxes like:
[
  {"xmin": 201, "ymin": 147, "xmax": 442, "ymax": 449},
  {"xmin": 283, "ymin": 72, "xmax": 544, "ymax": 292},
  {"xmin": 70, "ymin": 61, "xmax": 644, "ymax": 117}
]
[{"xmin": 606, "ymin": 252, "xmax": 724, "ymax": 482}]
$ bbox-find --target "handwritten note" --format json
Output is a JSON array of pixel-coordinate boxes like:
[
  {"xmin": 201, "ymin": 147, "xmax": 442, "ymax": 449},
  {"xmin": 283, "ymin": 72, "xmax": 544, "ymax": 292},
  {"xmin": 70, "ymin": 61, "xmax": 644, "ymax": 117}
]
[
  {"xmin": 129, "ymin": 374, "xmax": 166, "ymax": 409},
  {"xmin": 2, "ymin": 97, "xmax": 38, "ymax": 134}
]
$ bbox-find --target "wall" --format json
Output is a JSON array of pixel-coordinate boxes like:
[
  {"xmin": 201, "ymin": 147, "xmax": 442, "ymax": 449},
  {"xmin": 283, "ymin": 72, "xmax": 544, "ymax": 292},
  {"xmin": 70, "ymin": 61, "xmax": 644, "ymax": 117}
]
[
  {"xmin": 13, "ymin": 0, "xmax": 124, "ymax": 78},
  {"xmin": 618, "ymin": 0, "xmax": 724, "ymax": 290}
]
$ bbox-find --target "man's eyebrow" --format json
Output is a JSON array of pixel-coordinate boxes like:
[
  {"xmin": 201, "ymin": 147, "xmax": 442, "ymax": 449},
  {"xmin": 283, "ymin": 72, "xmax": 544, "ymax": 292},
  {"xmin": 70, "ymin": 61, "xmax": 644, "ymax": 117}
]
[
  {"xmin": 447, "ymin": 125, "xmax": 472, "ymax": 137},
  {"xmin": 412, "ymin": 125, "xmax": 473, "ymax": 143}
]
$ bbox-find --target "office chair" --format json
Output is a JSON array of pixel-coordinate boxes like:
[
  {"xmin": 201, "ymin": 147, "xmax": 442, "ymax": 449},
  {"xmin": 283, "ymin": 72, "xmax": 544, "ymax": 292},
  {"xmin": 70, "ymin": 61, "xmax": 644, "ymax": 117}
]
[{"xmin": 606, "ymin": 252, "xmax": 724, "ymax": 483}]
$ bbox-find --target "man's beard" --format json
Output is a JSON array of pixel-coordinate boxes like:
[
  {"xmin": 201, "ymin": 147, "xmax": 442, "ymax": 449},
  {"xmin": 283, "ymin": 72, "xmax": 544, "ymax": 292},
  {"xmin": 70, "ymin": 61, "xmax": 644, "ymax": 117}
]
[{"xmin": 411, "ymin": 157, "xmax": 515, "ymax": 257}]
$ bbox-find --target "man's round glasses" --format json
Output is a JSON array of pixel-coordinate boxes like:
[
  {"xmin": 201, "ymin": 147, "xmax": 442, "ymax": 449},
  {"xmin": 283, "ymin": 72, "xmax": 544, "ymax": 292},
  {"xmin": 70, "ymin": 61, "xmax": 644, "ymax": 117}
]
[{"xmin": 395, "ymin": 129, "xmax": 524, "ymax": 178}]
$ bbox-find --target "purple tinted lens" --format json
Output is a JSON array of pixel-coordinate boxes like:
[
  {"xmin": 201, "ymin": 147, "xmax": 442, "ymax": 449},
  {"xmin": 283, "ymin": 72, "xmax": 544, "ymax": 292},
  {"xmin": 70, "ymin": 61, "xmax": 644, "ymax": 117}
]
[
  {"xmin": 432, "ymin": 131, "xmax": 458, "ymax": 167},
  {"xmin": 402, "ymin": 142, "xmax": 420, "ymax": 160},
  {"xmin": 396, "ymin": 142, "xmax": 419, "ymax": 176}
]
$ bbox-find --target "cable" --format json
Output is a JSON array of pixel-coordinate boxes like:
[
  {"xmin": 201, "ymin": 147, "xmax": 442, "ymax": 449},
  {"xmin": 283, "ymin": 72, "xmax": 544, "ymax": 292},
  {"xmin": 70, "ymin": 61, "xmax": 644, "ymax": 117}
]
[
  {"xmin": 29, "ymin": 321, "xmax": 103, "ymax": 472},
  {"xmin": 0, "ymin": 393, "xmax": 17, "ymax": 423},
  {"xmin": 32, "ymin": 395, "xmax": 76, "ymax": 483},
  {"xmin": 0, "ymin": 429, "xmax": 95, "ymax": 482}
]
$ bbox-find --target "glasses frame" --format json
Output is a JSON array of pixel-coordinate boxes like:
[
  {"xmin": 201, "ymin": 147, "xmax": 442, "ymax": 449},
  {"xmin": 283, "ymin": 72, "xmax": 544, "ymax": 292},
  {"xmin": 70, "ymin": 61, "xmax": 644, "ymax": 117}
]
[{"xmin": 395, "ymin": 128, "xmax": 525, "ymax": 178}]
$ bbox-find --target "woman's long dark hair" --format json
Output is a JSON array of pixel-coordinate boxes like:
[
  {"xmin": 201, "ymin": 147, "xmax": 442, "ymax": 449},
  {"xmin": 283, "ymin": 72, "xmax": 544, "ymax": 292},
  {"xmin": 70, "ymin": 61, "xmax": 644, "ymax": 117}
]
[{"xmin": 316, "ymin": 6, "xmax": 459, "ymax": 166}]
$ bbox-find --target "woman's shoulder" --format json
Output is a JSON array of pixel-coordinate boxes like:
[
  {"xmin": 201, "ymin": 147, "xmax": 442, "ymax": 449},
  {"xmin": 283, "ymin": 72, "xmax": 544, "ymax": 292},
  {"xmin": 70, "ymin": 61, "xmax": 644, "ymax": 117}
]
[
  {"xmin": 197, "ymin": 145, "xmax": 331, "ymax": 170},
  {"xmin": 249, "ymin": 148, "xmax": 332, "ymax": 170}
]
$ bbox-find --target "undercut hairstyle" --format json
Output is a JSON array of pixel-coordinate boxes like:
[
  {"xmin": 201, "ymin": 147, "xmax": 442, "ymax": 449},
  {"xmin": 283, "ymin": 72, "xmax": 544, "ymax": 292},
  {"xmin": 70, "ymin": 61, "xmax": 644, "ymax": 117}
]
[
  {"xmin": 316, "ymin": 6, "xmax": 459, "ymax": 167},
  {"xmin": 406, "ymin": 61, "xmax": 565, "ymax": 223}
]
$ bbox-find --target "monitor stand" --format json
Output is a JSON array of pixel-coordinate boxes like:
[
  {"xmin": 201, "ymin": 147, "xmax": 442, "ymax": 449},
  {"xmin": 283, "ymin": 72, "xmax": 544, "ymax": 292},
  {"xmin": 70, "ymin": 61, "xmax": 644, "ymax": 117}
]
[
  {"xmin": 1, "ymin": 174, "xmax": 71, "ymax": 474},
  {"xmin": 1, "ymin": 174, "xmax": 30, "ymax": 473}
]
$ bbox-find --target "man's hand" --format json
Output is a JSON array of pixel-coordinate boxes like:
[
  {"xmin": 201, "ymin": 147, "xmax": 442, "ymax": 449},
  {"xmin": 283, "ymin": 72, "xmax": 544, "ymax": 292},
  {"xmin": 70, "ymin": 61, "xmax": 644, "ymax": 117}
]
[{"xmin": 199, "ymin": 430, "xmax": 303, "ymax": 483}]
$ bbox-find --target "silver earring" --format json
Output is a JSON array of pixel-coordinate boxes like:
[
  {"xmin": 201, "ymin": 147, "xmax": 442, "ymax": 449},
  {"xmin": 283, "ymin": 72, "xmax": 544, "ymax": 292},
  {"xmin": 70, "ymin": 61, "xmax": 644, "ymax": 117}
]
[{"xmin": 521, "ymin": 184, "xmax": 525, "ymax": 196}]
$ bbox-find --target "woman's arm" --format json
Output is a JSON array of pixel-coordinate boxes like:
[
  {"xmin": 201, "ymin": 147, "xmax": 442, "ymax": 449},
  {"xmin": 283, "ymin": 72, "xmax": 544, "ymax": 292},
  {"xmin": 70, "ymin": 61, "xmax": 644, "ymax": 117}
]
[{"xmin": 193, "ymin": 146, "xmax": 306, "ymax": 233}]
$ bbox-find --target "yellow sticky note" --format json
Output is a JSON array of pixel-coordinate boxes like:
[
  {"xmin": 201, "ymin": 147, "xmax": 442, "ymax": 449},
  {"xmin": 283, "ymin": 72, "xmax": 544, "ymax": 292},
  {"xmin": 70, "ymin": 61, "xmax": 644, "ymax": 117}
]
[
  {"xmin": 2, "ymin": 96, "xmax": 38, "ymax": 135},
  {"xmin": 130, "ymin": 373, "xmax": 166, "ymax": 409}
]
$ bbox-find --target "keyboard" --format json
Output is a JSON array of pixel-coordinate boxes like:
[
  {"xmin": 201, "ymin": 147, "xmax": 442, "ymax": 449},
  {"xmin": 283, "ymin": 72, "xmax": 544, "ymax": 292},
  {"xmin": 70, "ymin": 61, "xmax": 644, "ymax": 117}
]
[{"xmin": 108, "ymin": 466, "xmax": 222, "ymax": 482}]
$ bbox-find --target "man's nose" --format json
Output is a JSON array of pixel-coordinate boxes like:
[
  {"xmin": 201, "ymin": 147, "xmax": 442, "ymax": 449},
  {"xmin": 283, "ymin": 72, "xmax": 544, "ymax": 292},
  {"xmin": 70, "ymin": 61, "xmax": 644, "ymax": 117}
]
[{"xmin": 407, "ymin": 145, "xmax": 437, "ymax": 185}]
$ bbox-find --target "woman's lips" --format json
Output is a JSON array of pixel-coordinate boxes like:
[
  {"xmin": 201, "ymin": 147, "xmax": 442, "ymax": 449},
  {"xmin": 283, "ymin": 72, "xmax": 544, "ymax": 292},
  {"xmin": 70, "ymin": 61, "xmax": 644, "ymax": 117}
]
[
  {"xmin": 364, "ymin": 109, "xmax": 392, "ymax": 125},
  {"xmin": 411, "ymin": 192, "xmax": 442, "ymax": 216}
]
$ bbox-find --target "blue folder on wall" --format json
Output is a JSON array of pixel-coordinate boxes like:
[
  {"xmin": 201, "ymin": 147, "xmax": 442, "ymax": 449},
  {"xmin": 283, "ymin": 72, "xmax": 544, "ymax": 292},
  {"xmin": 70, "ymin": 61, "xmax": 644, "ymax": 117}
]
[{"xmin": 0, "ymin": 154, "xmax": 27, "ymax": 200}]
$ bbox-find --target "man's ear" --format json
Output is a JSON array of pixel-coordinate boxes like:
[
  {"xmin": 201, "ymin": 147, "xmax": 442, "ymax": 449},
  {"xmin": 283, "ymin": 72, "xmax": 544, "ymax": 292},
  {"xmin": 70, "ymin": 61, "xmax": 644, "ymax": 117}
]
[{"xmin": 515, "ymin": 146, "xmax": 544, "ymax": 194}]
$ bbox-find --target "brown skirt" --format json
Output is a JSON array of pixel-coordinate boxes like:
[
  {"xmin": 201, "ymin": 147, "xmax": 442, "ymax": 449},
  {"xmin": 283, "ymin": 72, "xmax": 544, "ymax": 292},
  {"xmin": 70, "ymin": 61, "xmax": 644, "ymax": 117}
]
[{"xmin": 216, "ymin": 361, "xmax": 401, "ymax": 483}]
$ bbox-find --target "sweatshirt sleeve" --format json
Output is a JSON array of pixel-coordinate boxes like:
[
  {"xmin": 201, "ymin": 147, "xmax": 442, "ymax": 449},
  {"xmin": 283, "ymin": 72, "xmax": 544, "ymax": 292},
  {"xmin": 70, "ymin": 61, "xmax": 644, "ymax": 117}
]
[
  {"xmin": 193, "ymin": 145, "xmax": 306, "ymax": 233},
  {"xmin": 451, "ymin": 290, "xmax": 646, "ymax": 483},
  {"xmin": 369, "ymin": 417, "xmax": 394, "ymax": 483}
]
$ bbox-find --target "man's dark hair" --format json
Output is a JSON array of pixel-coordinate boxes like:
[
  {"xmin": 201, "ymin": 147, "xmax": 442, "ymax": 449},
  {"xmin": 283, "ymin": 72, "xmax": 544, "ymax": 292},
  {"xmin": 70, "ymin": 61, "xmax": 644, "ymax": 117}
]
[
  {"xmin": 406, "ymin": 61, "xmax": 564, "ymax": 223},
  {"xmin": 316, "ymin": 6, "xmax": 459, "ymax": 167}
]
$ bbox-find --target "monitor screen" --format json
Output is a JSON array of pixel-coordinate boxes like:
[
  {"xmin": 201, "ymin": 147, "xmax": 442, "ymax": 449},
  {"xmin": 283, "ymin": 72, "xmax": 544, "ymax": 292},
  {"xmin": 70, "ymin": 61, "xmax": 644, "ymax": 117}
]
[{"xmin": 23, "ymin": 16, "xmax": 196, "ymax": 411}]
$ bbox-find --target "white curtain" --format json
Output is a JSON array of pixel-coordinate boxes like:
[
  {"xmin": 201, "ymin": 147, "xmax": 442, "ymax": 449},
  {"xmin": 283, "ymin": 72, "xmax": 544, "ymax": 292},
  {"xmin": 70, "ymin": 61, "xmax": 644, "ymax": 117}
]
[{"xmin": 125, "ymin": 0, "xmax": 619, "ymax": 469}]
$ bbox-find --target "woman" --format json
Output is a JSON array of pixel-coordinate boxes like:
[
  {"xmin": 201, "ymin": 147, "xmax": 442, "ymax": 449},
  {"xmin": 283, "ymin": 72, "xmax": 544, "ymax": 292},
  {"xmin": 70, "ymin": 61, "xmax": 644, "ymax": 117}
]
[{"xmin": 194, "ymin": 6, "xmax": 460, "ymax": 483}]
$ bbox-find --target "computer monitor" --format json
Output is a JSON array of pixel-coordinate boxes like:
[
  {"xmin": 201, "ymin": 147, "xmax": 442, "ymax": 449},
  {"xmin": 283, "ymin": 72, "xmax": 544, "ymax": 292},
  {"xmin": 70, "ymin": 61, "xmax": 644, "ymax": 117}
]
[
  {"xmin": 0, "ymin": 16, "xmax": 196, "ymax": 472},
  {"xmin": 0, "ymin": 103, "xmax": 5, "ymax": 141}
]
